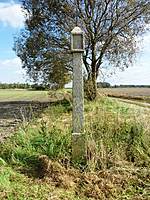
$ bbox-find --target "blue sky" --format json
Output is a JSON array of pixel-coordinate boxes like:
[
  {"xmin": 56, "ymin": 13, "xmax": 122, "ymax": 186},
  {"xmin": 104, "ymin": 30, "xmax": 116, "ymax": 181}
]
[
  {"xmin": 0, "ymin": 0, "xmax": 25, "ymax": 83},
  {"xmin": 0, "ymin": 0, "xmax": 150, "ymax": 85}
]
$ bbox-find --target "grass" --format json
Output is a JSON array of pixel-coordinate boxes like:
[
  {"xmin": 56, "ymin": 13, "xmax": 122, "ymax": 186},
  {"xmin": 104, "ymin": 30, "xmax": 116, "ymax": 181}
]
[
  {"xmin": 0, "ymin": 89, "xmax": 49, "ymax": 102},
  {"xmin": 0, "ymin": 166, "xmax": 85, "ymax": 200},
  {"xmin": 0, "ymin": 96, "xmax": 150, "ymax": 199}
]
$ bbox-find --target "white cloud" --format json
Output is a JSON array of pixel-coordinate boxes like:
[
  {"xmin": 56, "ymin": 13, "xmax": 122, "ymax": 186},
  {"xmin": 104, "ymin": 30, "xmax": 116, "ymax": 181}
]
[
  {"xmin": 0, "ymin": 57, "xmax": 26, "ymax": 83},
  {"xmin": 0, "ymin": 57, "xmax": 22, "ymax": 68},
  {"xmin": 107, "ymin": 62, "xmax": 150, "ymax": 85},
  {"xmin": 0, "ymin": 1, "xmax": 24, "ymax": 28},
  {"xmin": 142, "ymin": 33, "xmax": 150, "ymax": 54},
  {"xmin": 102, "ymin": 32, "xmax": 150, "ymax": 85}
]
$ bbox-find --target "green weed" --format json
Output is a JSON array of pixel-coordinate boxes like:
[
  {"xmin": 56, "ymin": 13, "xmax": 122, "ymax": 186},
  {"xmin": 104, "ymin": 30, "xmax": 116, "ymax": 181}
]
[{"xmin": 0, "ymin": 97, "xmax": 150, "ymax": 199}]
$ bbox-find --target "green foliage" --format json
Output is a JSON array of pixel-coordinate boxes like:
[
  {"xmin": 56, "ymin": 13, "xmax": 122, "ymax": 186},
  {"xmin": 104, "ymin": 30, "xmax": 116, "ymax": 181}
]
[
  {"xmin": 14, "ymin": 0, "xmax": 150, "ymax": 99},
  {"xmin": 84, "ymin": 78, "xmax": 97, "ymax": 101},
  {"xmin": 0, "ymin": 98, "xmax": 150, "ymax": 199},
  {"xmin": 0, "ymin": 122, "xmax": 71, "ymax": 169},
  {"xmin": 31, "ymin": 121, "xmax": 71, "ymax": 159},
  {"xmin": 85, "ymin": 98, "xmax": 150, "ymax": 170},
  {"xmin": 113, "ymin": 85, "xmax": 150, "ymax": 88},
  {"xmin": 0, "ymin": 166, "xmax": 84, "ymax": 200},
  {"xmin": 0, "ymin": 157, "xmax": 6, "ymax": 166},
  {"xmin": 0, "ymin": 83, "xmax": 50, "ymax": 90},
  {"xmin": 0, "ymin": 83, "xmax": 31, "ymax": 89},
  {"xmin": 0, "ymin": 103, "xmax": 72, "ymax": 166},
  {"xmin": 97, "ymin": 82, "xmax": 111, "ymax": 88},
  {"xmin": 1, "ymin": 98, "xmax": 150, "ymax": 170},
  {"xmin": 86, "ymin": 118, "xmax": 150, "ymax": 170}
]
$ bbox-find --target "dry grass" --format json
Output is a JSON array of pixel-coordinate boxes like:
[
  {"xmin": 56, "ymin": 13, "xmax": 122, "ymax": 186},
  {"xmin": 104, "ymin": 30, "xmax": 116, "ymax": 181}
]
[
  {"xmin": 0, "ymin": 96, "xmax": 150, "ymax": 199},
  {"xmin": 37, "ymin": 155, "xmax": 150, "ymax": 200}
]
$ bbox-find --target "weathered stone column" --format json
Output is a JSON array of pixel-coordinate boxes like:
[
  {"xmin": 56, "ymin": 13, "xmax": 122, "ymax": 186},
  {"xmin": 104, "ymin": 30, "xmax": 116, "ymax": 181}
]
[
  {"xmin": 72, "ymin": 53, "xmax": 84, "ymax": 133},
  {"xmin": 71, "ymin": 27, "xmax": 85, "ymax": 163}
]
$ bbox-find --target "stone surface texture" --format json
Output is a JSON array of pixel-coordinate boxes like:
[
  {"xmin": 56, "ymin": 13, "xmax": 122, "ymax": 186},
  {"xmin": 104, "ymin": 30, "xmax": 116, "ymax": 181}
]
[{"xmin": 72, "ymin": 53, "xmax": 84, "ymax": 133}]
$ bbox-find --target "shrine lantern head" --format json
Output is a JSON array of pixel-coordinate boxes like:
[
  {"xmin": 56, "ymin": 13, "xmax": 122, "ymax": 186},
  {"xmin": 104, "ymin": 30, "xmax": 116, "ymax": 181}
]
[{"xmin": 71, "ymin": 27, "xmax": 84, "ymax": 53}]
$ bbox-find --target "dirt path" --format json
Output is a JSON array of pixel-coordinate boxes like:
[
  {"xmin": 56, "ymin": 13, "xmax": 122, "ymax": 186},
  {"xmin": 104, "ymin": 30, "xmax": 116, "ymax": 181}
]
[{"xmin": 111, "ymin": 97, "xmax": 150, "ymax": 109}]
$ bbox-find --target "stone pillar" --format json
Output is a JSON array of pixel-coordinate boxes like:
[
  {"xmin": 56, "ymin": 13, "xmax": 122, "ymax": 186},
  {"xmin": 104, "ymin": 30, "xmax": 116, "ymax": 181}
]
[
  {"xmin": 71, "ymin": 26, "xmax": 85, "ymax": 163},
  {"xmin": 72, "ymin": 53, "xmax": 85, "ymax": 163},
  {"xmin": 72, "ymin": 53, "xmax": 84, "ymax": 133}
]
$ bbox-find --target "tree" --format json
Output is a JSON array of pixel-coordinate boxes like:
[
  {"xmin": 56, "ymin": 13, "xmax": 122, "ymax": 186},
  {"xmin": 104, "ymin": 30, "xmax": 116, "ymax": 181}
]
[
  {"xmin": 14, "ymin": 0, "xmax": 150, "ymax": 99},
  {"xmin": 14, "ymin": 0, "xmax": 71, "ymax": 89},
  {"xmin": 97, "ymin": 82, "xmax": 111, "ymax": 88}
]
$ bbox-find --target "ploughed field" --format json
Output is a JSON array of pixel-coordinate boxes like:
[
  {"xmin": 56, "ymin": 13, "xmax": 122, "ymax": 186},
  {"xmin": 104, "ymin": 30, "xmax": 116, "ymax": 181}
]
[
  {"xmin": 99, "ymin": 87, "xmax": 150, "ymax": 104},
  {"xmin": 0, "ymin": 89, "xmax": 50, "ymax": 141}
]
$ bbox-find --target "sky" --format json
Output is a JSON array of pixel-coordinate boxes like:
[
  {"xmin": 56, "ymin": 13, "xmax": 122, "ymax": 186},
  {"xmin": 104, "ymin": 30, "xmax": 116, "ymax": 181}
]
[{"xmin": 0, "ymin": 0, "xmax": 149, "ymax": 85}]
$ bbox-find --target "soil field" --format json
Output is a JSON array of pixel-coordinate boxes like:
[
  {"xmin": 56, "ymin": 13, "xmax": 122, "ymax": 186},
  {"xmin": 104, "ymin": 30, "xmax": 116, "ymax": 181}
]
[
  {"xmin": 0, "ymin": 90, "xmax": 52, "ymax": 142},
  {"xmin": 0, "ymin": 101, "xmax": 54, "ymax": 142},
  {"xmin": 98, "ymin": 87, "xmax": 150, "ymax": 103},
  {"xmin": 0, "ymin": 89, "xmax": 69, "ymax": 142}
]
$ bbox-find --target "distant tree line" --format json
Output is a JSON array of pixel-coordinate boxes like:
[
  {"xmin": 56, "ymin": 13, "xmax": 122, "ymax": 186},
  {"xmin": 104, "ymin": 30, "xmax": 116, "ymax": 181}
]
[
  {"xmin": 112, "ymin": 85, "xmax": 150, "ymax": 88},
  {"xmin": 97, "ymin": 82, "xmax": 111, "ymax": 88},
  {"xmin": 0, "ymin": 82, "xmax": 149, "ymax": 90},
  {"xmin": 0, "ymin": 83, "xmax": 49, "ymax": 90},
  {"xmin": 97, "ymin": 82, "xmax": 150, "ymax": 88}
]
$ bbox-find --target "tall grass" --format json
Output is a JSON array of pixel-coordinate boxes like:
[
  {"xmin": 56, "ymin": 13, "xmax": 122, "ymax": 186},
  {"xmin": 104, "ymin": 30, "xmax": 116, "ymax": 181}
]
[
  {"xmin": 85, "ymin": 108, "xmax": 150, "ymax": 171},
  {"xmin": 0, "ymin": 97, "xmax": 150, "ymax": 199},
  {"xmin": 0, "ymin": 98, "xmax": 149, "ymax": 171},
  {"xmin": 0, "ymin": 104, "xmax": 71, "ymax": 170}
]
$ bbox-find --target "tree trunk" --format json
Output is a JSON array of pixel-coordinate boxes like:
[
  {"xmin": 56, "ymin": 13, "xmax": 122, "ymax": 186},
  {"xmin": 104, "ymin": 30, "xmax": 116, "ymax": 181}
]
[
  {"xmin": 84, "ymin": 74, "xmax": 97, "ymax": 101},
  {"xmin": 84, "ymin": 42, "xmax": 98, "ymax": 101}
]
